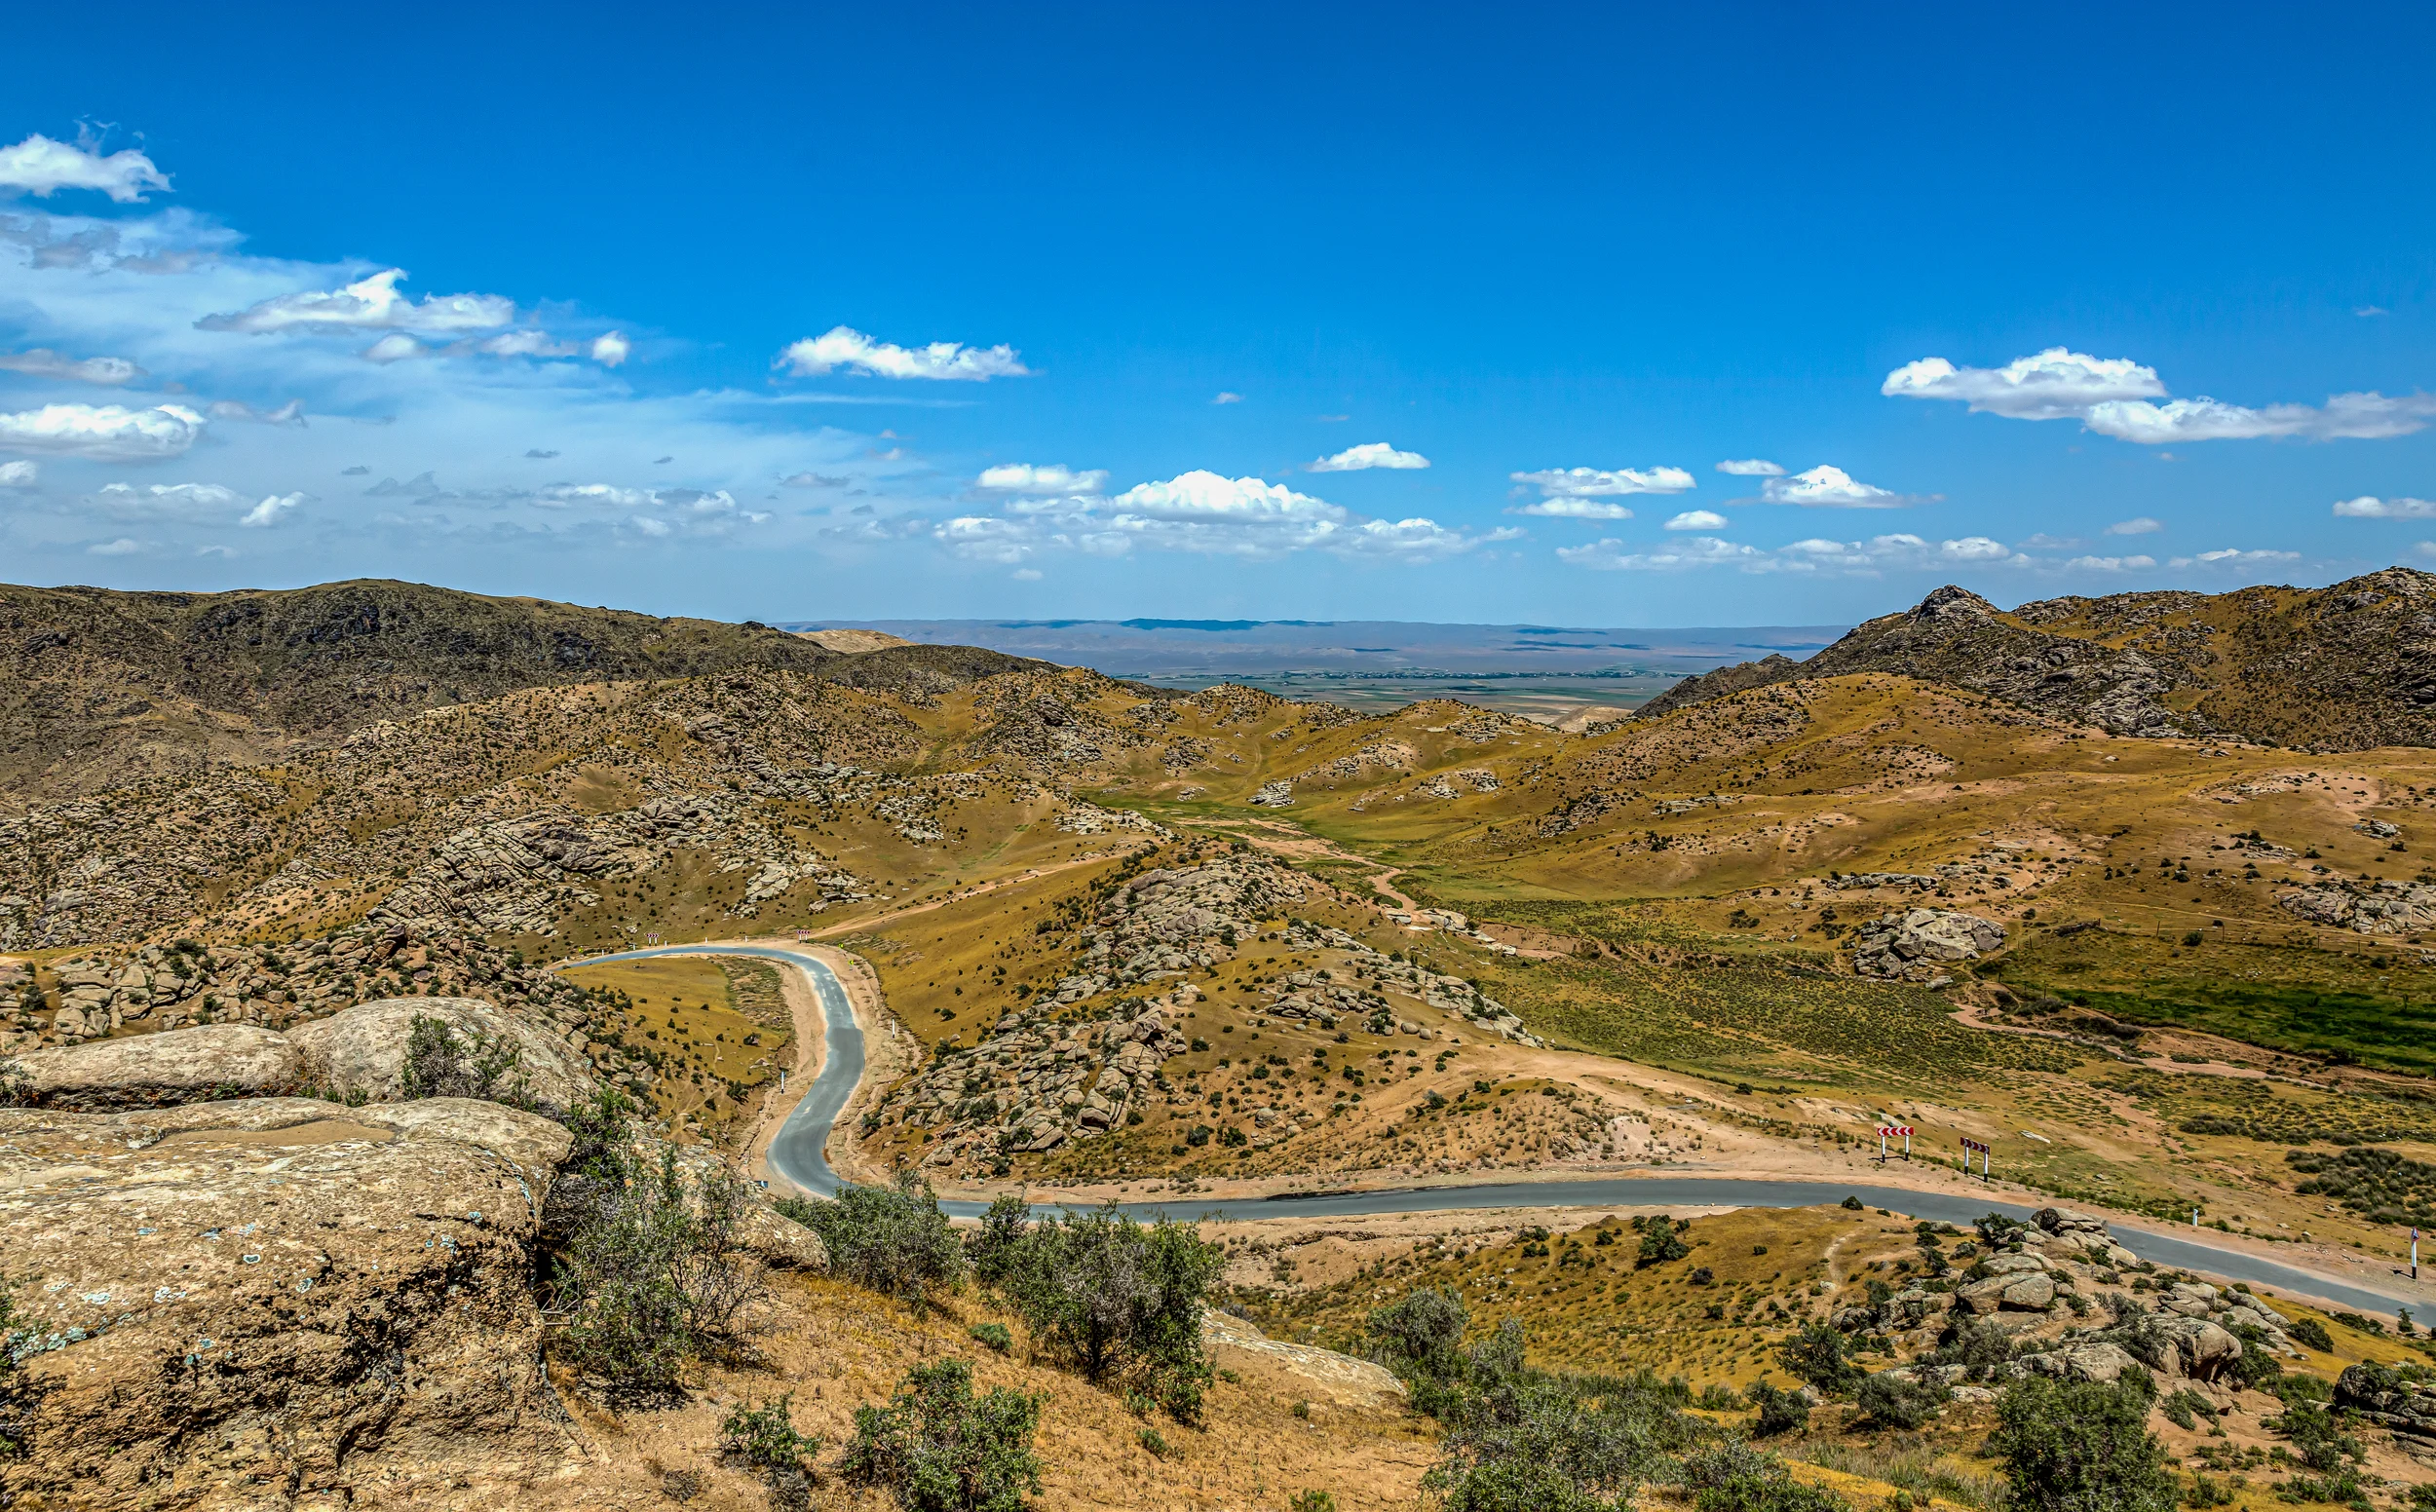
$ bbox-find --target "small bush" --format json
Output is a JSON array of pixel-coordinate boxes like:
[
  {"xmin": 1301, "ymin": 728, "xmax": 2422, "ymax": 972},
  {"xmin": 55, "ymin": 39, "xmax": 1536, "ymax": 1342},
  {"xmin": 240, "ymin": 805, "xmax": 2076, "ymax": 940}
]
[
  {"xmin": 1367, "ymin": 1287, "xmax": 1470, "ymax": 1384},
  {"xmin": 402, "ymin": 1012, "xmax": 539, "ymax": 1110},
  {"xmin": 983, "ymin": 1201, "xmax": 1225, "ymax": 1422},
  {"xmin": 1137, "ymin": 1427, "xmax": 1169, "ymax": 1457},
  {"xmin": 1776, "ymin": 1325, "xmax": 1861, "ymax": 1397},
  {"xmin": 1681, "ymin": 1441, "xmax": 1850, "ymax": 1512},
  {"xmin": 722, "ymin": 1392, "xmax": 822, "ymax": 1472},
  {"xmin": 2288, "ymin": 1317, "xmax": 2335, "ymax": 1353},
  {"xmin": 1854, "ymin": 1373, "xmax": 1946, "ymax": 1430},
  {"xmin": 1840, "ymin": 1195, "xmax": 1864, "ymax": 1211},
  {"xmin": 778, "ymin": 1170, "xmax": 965, "ymax": 1311},
  {"xmin": 1288, "ymin": 1493, "xmax": 1337, "ymax": 1512},
  {"xmin": 549, "ymin": 1147, "xmax": 768, "ymax": 1395},
  {"xmin": 841, "ymin": 1359, "xmax": 1046, "ymax": 1512},
  {"xmin": 1992, "ymin": 1375, "xmax": 2177, "ymax": 1512},
  {"xmin": 970, "ymin": 1322, "xmax": 1012, "ymax": 1352},
  {"xmin": 1748, "ymin": 1380, "xmax": 1810, "ymax": 1439}
]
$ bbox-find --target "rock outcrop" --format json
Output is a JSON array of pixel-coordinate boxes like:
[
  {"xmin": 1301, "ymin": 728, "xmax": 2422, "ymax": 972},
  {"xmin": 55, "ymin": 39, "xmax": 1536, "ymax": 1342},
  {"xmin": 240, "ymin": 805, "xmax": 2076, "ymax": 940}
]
[
  {"xmin": 14, "ymin": 1024, "xmax": 304, "ymax": 1110},
  {"xmin": 2278, "ymin": 880, "xmax": 2436, "ymax": 934},
  {"xmin": 288, "ymin": 995, "xmax": 595, "ymax": 1112},
  {"xmin": 1202, "ymin": 1308, "xmax": 1406, "ymax": 1409},
  {"xmin": 0, "ymin": 1096, "xmax": 576, "ymax": 1507},
  {"xmin": 1849, "ymin": 908, "xmax": 2005, "ymax": 983},
  {"xmin": 2337, "ymin": 1362, "xmax": 2436, "ymax": 1453}
]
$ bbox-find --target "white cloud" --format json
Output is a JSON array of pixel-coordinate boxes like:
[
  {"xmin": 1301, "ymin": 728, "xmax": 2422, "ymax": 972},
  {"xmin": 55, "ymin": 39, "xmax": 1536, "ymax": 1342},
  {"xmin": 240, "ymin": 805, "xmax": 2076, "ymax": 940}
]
[
  {"xmin": 935, "ymin": 514, "xmax": 1037, "ymax": 564},
  {"xmin": 2018, "ymin": 533, "xmax": 2080, "ymax": 548},
  {"xmin": 1509, "ymin": 499, "xmax": 1633, "ymax": 520},
  {"xmin": 1715, "ymin": 459, "xmax": 1784, "ymax": 476},
  {"xmin": 239, "ymin": 491, "xmax": 306, "ymax": 528},
  {"xmin": 1884, "ymin": 348, "xmax": 2166, "ymax": 420},
  {"xmin": 2086, "ymin": 393, "xmax": 2436, "ymax": 443},
  {"xmin": 0, "ymin": 401, "xmax": 205, "ymax": 459},
  {"xmin": 538, "ymin": 482, "xmax": 656, "ymax": 509},
  {"xmin": 1212, "ymin": 392, "xmax": 1242, "ymax": 404},
  {"xmin": 1511, "ymin": 465, "xmax": 1694, "ymax": 498},
  {"xmin": 1759, "ymin": 464, "xmax": 1915, "ymax": 508},
  {"xmin": 2167, "ymin": 548, "xmax": 2303, "ymax": 569},
  {"xmin": 0, "ymin": 134, "xmax": 170, "ymax": 203},
  {"xmin": 631, "ymin": 516, "xmax": 671, "ymax": 538},
  {"xmin": 946, "ymin": 470, "xmax": 1505, "ymax": 565},
  {"xmin": 1557, "ymin": 535, "xmax": 1762, "ymax": 572},
  {"xmin": 1331, "ymin": 517, "xmax": 1514, "ymax": 562},
  {"xmin": 776, "ymin": 325, "xmax": 1028, "ymax": 381},
  {"xmin": 200, "ymin": 268, "xmax": 515, "ymax": 336},
  {"xmin": 2334, "ymin": 495, "xmax": 2436, "ymax": 518},
  {"xmin": 0, "ymin": 460, "xmax": 35, "ymax": 488},
  {"xmin": 208, "ymin": 398, "xmax": 305, "ymax": 425},
  {"xmin": 97, "ymin": 481, "xmax": 243, "ymax": 512},
  {"xmin": 590, "ymin": 330, "xmax": 629, "ymax": 367},
  {"xmin": 2066, "ymin": 553, "xmax": 2157, "ymax": 571},
  {"xmin": 1010, "ymin": 566, "xmax": 1043, "ymax": 581},
  {"xmin": 2105, "ymin": 516, "xmax": 2163, "ymax": 535},
  {"xmin": 1310, "ymin": 441, "xmax": 1429, "ymax": 472},
  {"xmin": 1665, "ymin": 509, "xmax": 1729, "ymax": 531},
  {"xmin": 476, "ymin": 329, "xmax": 576, "ymax": 359},
  {"xmin": 362, "ymin": 334, "xmax": 426, "ymax": 363},
  {"xmin": 87, "ymin": 537, "xmax": 145, "ymax": 555},
  {"xmin": 1560, "ymin": 531, "xmax": 2025, "ymax": 575},
  {"xmin": 977, "ymin": 463, "xmax": 1107, "ymax": 495},
  {"xmin": 0, "ymin": 348, "xmax": 144, "ymax": 385}
]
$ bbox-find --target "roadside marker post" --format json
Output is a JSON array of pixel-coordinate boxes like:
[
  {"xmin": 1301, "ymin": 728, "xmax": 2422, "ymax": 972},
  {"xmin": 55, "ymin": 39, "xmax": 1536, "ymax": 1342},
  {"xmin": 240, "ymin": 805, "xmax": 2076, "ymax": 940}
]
[
  {"xmin": 1876, "ymin": 1125, "xmax": 1914, "ymax": 1164},
  {"xmin": 1960, "ymin": 1136, "xmax": 1991, "ymax": 1181}
]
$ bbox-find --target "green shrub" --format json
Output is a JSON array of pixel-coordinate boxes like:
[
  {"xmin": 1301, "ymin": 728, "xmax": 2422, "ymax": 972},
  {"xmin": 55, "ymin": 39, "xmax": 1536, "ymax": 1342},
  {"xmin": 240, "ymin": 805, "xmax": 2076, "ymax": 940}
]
[
  {"xmin": 1853, "ymin": 1372, "xmax": 1946, "ymax": 1430},
  {"xmin": 970, "ymin": 1322, "xmax": 1012, "ymax": 1352},
  {"xmin": 1288, "ymin": 1493, "xmax": 1338, "ymax": 1512},
  {"xmin": 842, "ymin": 1359, "xmax": 1046, "ymax": 1512},
  {"xmin": 721, "ymin": 1392, "xmax": 822, "ymax": 1471},
  {"xmin": 548, "ymin": 1147, "xmax": 768, "ymax": 1394},
  {"xmin": 1775, "ymin": 1325, "xmax": 1860, "ymax": 1397},
  {"xmin": 1748, "ymin": 1380, "xmax": 1810, "ymax": 1439},
  {"xmin": 1680, "ymin": 1442, "xmax": 1850, "ymax": 1512},
  {"xmin": 1367, "ymin": 1287, "xmax": 1470, "ymax": 1384},
  {"xmin": 1633, "ymin": 1214, "xmax": 1690, "ymax": 1267},
  {"xmin": 1991, "ymin": 1375, "xmax": 2177, "ymax": 1512},
  {"xmin": 402, "ymin": 1012, "xmax": 540, "ymax": 1110},
  {"xmin": 1426, "ymin": 1342, "xmax": 1701, "ymax": 1511},
  {"xmin": 967, "ymin": 1192, "xmax": 1033, "ymax": 1286},
  {"xmin": 778, "ymin": 1171, "xmax": 964, "ymax": 1311},
  {"xmin": 1137, "ymin": 1426, "xmax": 1169, "ymax": 1457},
  {"xmin": 0, "ymin": 1274, "xmax": 29, "ymax": 1458},
  {"xmin": 982, "ymin": 1201, "xmax": 1224, "ymax": 1422},
  {"xmin": 2288, "ymin": 1317, "xmax": 2335, "ymax": 1352}
]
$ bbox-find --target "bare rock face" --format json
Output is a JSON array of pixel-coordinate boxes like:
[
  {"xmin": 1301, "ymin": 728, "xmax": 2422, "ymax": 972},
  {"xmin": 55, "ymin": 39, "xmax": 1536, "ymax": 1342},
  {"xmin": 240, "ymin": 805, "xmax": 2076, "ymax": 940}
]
[
  {"xmin": 288, "ymin": 995, "xmax": 594, "ymax": 1112},
  {"xmin": 2020, "ymin": 1342, "xmax": 2142, "ymax": 1384},
  {"xmin": 15, "ymin": 1024, "xmax": 304, "ymax": 1110},
  {"xmin": 1202, "ymin": 1308, "xmax": 1407, "ymax": 1409},
  {"xmin": 0, "ymin": 1096, "xmax": 576, "ymax": 1507},
  {"xmin": 2278, "ymin": 880, "xmax": 2436, "ymax": 934},
  {"xmin": 1850, "ymin": 908, "xmax": 2006, "ymax": 982}
]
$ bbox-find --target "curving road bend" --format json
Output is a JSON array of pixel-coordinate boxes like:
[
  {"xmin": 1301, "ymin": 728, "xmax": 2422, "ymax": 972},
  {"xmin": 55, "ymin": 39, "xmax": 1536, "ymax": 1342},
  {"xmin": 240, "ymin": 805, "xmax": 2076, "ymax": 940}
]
[{"xmin": 571, "ymin": 944, "xmax": 2423, "ymax": 1317}]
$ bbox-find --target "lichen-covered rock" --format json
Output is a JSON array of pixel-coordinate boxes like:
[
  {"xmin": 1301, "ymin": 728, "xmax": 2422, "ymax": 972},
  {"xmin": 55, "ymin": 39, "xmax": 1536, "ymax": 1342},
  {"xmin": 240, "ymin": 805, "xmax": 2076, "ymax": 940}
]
[
  {"xmin": 1956, "ymin": 1269, "xmax": 2057, "ymax": 1313},
  {"xmin": 14, "ymin": 1024, "xmax": 303, "ymax": 1110},
  {"xmin": 2157, "ymin": 1316, "xmax": 2242, "ymax": 1380},
  {"xmin": 2020, "ymin": 1342, "xmax": 2142, "ymax": 1384},
  {"xmin": 1202, "ymin": 1308, "xmax": 1406, "ymax": 1409},
  {"xmin": 2278, "ymin": 880, "xmax": 2436, "ymax": 934},
  {"xmin": 288, "ymin": 995, "xmax": 594, "ymax": 1113},
  {"xmin": 0, "ymin": 1096, "xmax": 574, "ymax": 1507},
  {"xmin": 1850, "ymin": 908, "xmax": 2006, "ymax": 982},
  {"xmin": 2336, "ymin": 1362, "xmax": 2436, "ymax": 1446}
]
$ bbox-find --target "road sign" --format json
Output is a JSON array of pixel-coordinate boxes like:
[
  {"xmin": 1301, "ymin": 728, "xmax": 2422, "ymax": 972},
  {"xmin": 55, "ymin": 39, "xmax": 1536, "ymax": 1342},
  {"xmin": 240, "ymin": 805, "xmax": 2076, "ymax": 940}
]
[
  {"xmin": 1959, "ymin": 1136, "xmax": 1992, "ymax": 1180},
  {"xmin": 1875, "ymin": 1125, "xmax": 1915, "ymax": 1161}
]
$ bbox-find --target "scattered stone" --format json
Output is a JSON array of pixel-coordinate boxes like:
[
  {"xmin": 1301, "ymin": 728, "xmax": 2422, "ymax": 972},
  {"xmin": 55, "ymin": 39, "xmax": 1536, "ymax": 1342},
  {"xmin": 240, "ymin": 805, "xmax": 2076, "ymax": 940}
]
[{"xmin": 1850, "ymin": 908, "xmax": 2006, "ymax": 982}]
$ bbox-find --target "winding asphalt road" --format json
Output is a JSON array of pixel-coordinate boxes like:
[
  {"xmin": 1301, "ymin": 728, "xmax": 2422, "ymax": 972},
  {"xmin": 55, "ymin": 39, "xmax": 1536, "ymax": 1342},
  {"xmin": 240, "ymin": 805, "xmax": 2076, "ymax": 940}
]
[{"xmin": 576, "ymin": 943, "xmax": 2423, "ymax": 1317}]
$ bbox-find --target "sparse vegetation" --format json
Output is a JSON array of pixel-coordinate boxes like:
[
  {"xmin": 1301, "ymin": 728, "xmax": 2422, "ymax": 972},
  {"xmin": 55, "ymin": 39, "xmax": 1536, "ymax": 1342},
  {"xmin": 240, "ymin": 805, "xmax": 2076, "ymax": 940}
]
[{"xmin": 841, "ymin": 1359, "xmax": 1046, "ymax": 1512}]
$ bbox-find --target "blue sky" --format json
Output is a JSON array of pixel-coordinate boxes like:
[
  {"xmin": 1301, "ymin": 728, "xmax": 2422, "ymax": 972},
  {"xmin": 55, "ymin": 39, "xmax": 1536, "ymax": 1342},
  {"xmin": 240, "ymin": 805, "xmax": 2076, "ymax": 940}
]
[{"xmin": 5, "ymin": 3, "xmax": 2434, "ymax": 625}]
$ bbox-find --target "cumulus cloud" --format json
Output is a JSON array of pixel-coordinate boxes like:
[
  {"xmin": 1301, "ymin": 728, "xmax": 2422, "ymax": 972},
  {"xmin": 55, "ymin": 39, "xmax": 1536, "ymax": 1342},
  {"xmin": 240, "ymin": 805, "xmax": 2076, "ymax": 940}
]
[
  {"xmin": 2066, "ymin": 553, "xmax": 2158, "ymax": 571},
  {"xmin": 200, "ymin": 268, "xmax": 514, "ymax": 336},
  {"xmin": 239, "ymin": 491, "xmax": 306, "ymax": 528},
  {"xmin": 776, "ymin": 325, "xmax": 1028, "ymax": 381},
  {"xmin": 538, "ymin": 482, "xmax": 656, "ymax": 509},
  {"xmin": 1211, "ymin": 391, "xmax": 1243, "ymax": 404},
  {"xmin": 1715, "ymin": 459, "xmax": 1784, "ymax": 476},
  {"xmin": 362, "ymin": 334, "xmax": 426, "ymax": 363},
  {"xmin": 2333, "ymin": 495, "xmax": 2436, "ymax": 518},
  {"xmin": 1310, "ymin": 441, "xmax": 1429, "ymax": 472},
  {"xmin": 87, "ymin": 537, "xmax": 145, "ymax": 555},
  {"xmin": 1886, "ymin": 345, "xmax": 2436, "ymax": 445},
  {"xmin": 590, "ymin": 330, "xmax": 629, "ymax": 367},
  {"xmin": 1665, "ymin": 510, "xmax": 1729, "ymax": 531},
  {"xmin": 2106, "ymin": 516, "xmax": 2163, "ymax": 535},
  {"xmin": 1512, "ymin": 465, "xmax": 1694, "ymax": 497},
  {"xmin": 209, "ymin": 398, "xmax": 305, "ymax": 425},
  {"xmin": 0, "ymin": 459, "xmax": 35, "ymax": 488},
  {"xmin": 97, "ymin": 481, "xmax": 243, "ymax": 512},
  {"xmin": 1560, "ymin": 531, "xmax": 2022, "ymax": 575},
  {"xmin": 0, "ymin": 348, "xmax": 144, "ymax": 385},
  {"xmin": 977, "ymin": 463, "xmax": 1107, "ymax": 494},
  {"xmin": 1884, "ymin": 348, "xmax": 2166, "ymax": 420},
  {"xmin": 0, "ymin": 401, "xmax": 205, "ymax": 459},
  {"xmin": 935, "ymin": 515, "xmax": 1040, "ymax": 563},
  {"xmin": 942, "ymin": 470, "xmax": 1506, "ymax": 565},
  {"xmin": 2168, "ymin": 548, "xmax": 2302, "ymax": 569},
  {"xmin": 476, "ymin": 329, "xmax": 576, "ymax": 359},
  {"xmin": 0, "ymin": 134, "xmax": 170, "ymax": 203},
  {"xmin": 2086, "ymin": 393, "xmax": 2436, "ymax": 443},
  {"xmin": 1508, "ymin": 499, "xmax": 1633, "ymax": 520},
  {"xmin": 1758, "ymin": 464, "xmax": 1915, "ymax": 508}
]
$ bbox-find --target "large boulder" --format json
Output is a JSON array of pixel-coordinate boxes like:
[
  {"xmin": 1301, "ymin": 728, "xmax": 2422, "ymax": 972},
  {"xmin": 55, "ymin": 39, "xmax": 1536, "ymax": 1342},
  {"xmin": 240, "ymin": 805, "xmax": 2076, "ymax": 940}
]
[
  {"xmin": 1956, "ymin": 1268, "xmax": 2057, "ymax": 1314},
  {"xmin": 0, "ymin": 1096, "xmax": 575, "ymax": 1507},
  {"xmin": 2157, "ymin": 1317, "xmax": 2242, "ymax": 1380},
  {"xmin": 1202, "ymin": 1308, "xmax": 1406, "ymax": 1409},
  {"xmin": 288, "ymin": 995, "xmax": 592, "ymax": 1112},
  {"xmin": 1851, "ymin": 909, "xmax": 2006, "ymax": 983},
  {"xmin": 12, "ymin": 1024, "xmax": 304, "ymax": 1110},
  {"xmin": 2020, "ymin": 1342, "xmax": 2142, "ymax": 1384}
]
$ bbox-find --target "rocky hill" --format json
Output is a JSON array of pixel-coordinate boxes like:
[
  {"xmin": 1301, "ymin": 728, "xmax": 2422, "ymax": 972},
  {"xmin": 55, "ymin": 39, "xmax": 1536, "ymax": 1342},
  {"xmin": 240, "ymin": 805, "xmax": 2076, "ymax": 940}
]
[
  {"xmin": 1640, "ymin": 567, "xmax": 2436, "ymax": 751},
  {"xmin": 0, "ymin": 578, "xmax": 1050, "ymax": 799}
]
